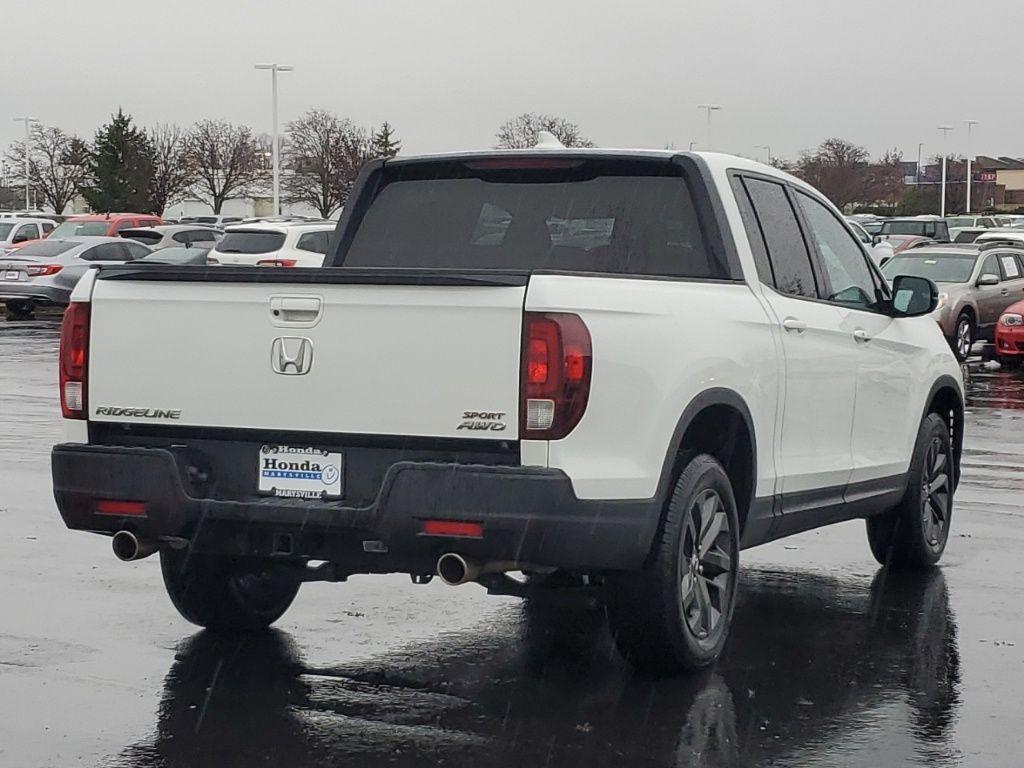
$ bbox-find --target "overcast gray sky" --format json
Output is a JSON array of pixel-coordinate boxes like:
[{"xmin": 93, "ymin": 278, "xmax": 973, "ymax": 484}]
[{"xmin": 4, "ymin": 0, "xmax": 1021, "ymax": 164}]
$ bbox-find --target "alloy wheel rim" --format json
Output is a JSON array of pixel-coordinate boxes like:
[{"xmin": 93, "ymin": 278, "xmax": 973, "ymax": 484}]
[
  {"xmin": 921, "ymin": 436, "xmax": 951, "ymax": 548},
  {"xmin": 957, "ymin": 321, "xmax": 972, "ymax": 358},
  {"xmin": 679, "ymin": 489, "xmax": 734, "ymax": 641}
]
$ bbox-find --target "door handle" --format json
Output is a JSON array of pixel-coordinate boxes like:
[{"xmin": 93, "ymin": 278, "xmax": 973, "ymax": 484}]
[
  {"xmin": 1001, "ymin": 288, "xmax": 1009, "ymax": 295},
  {"xmin": 269, "ymin": 295, "xmax": 323, "ymax": 326},
  {"xmin": 853, "ymin": 328, "xmax": 872, "ymax": 343},
  {"xmin": 782, "ymin": 317, "xmax": 807, "ymax": 333}
]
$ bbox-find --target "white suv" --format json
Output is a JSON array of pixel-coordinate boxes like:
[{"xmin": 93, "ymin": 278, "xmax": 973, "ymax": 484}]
[
  {"xmin": 51, "ymin": 149, "xmax": 964, "ymax": 675},
  {"xmin": 208, "ymin": 221, "xmax": 335, "ymax": 267}
]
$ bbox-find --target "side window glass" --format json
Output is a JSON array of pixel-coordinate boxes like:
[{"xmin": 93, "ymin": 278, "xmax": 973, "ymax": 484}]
[
  {"xmin": 742, "ymin": 178, "xmax": 818, "ymax": 298},
  {"xmin": 795, "ymin": 191, "xmax": 879, "ymax": 311},
  {"xmin": 124, "ymin": 242, "xmax": 149, "ymax": 260},
  {"xmin": 41, "ymin": 222, "xmax": 54, "ymax": 234},
  {"xmin": 999, "ymin": 254, "xmax": 1021, "ymax": 279},
  {"xmin": 172, "ymin": 232, "xmax": 190, "ymax": 244},
  {"xmin": 730, "ymin": 175, "xmax": 774, "ymax": 285},
  {"xmin": 297, "ymin": 231, "xmax": 329, "ymax": 254},
  {"xmin": 114, "ymin": 220, "xmax": 135, "ymax": 233},
  {"xmin": 19, "ymin": 224, "xmax": 40, "ymax": 240},
  {"xmin": 981, "ymin": 254, "xmax": 1000, "ymax": 281}
]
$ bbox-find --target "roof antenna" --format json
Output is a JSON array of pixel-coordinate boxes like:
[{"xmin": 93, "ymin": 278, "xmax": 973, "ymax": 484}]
[{"xmin": 535, "ymin": 130, "xmax": 565, "ymax": 149}]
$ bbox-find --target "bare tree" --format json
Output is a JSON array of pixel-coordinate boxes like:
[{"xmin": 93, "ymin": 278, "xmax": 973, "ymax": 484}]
[
  {"xmin": 147, "ymin": 123, "xmax": 194, "ymax": 215},
  {"xmin": 283, "ymin": 109, "xmax": 371, "ymax": 218},
  {"xmin": 186, "ymin": 120, "xmax": 263, "ymax": 213},
  {"xmin": 793, "ymin": 138, "xmax": 871, "ymax": 209},
  {"xmin": 5, "ymin": 125, "xmax": 89, "ymax": 214},
  {"xmin": 495, "ymin": 113, "xmax": 594, "ymax": 149}
]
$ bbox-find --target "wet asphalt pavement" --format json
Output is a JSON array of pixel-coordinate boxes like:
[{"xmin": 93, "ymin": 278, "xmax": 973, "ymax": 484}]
[{"xmin": 1, "ymin": 311, "xmax": 1023, "ymax": 768}]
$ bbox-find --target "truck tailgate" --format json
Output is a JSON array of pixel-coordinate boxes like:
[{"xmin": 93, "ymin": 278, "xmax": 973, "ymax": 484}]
[{"xmin": 87, "ymin": 270, "xmax": 526, "ymax": 439}]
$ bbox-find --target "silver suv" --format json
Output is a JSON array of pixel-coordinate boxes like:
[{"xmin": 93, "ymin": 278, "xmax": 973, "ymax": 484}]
[{"xmin": 881, "ymin": 242, "xmax": 1024, "ymax": 360}]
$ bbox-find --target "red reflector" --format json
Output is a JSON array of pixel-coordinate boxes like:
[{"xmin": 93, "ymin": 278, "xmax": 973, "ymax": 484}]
[
  {"xmin": 95, "ymin": 500, "xmax": 146, "ymax": 516},
  {"xmin": 256, "ymin": 258, "xmax": 297, "ymax": 267},
  {"xmin": 422, "ymin": 520, "xmax": 484, "ymax": 538}
]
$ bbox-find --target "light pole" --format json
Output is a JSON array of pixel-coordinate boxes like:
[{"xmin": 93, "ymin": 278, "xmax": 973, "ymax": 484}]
[
  {"xmin": 254, "ymin": 63, "xmax": 293, "ymax": 215},
  {"xmin": 965, "ymin": 119, "xmax": 979, "ymax": 213},
  {"xmin": 697, "ymin": 104, "xmax": 721, "ymax": 150},
  {"xmin": 917, "ymin": 142, "xmax": 924, "ymax": 186},
  {"xmin": 756, "ymin": 144, "xmax": 772, "ymax": 165},
  {"xmin": 13, "ymin": 116, "xmax": 36, "ymax": 211},
  {"xmin": 938, "ymin": 125, "xmax": 953, "ymax": 217}
]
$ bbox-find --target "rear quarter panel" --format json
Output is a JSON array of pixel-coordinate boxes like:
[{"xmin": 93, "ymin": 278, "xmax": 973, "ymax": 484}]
[{"xmin": 526, "ymin": 274, "xmax": 779, "ymax": 501}]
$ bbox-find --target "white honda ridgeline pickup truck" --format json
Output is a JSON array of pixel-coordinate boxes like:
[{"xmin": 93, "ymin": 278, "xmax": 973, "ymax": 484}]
[{"xmin": 52, "ymin": 148, "xmax": 963, "ymax": 674}]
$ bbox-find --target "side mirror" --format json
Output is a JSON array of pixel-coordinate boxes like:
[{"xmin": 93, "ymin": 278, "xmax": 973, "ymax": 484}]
[
  {"xmin": 891, "ymin": 275, "xmax": 938, "ymax": 317},
  {"xmin": 872, "ymin": 235, "xmax": 882, "ymax": 246},
  {"xmin": 978, "ymin": 273, "xmax": 1000, "ymax": 286}
]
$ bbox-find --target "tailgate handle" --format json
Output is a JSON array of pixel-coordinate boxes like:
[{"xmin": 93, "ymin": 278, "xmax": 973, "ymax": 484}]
[{"xmin": 270, "ymin": 296, "xmax": 323, "ymax": 325}]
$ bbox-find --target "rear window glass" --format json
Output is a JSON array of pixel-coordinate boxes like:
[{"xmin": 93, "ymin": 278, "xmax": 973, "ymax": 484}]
[
  {"xmin": 50, "ymin": 220, "xmax": 109, "ymax": 238},
  {"xmin": 122, "ymin": 231, "xmax": 162, "ymax": 245},
  {"xmin": 216, "ymin": 231, "xmax": 285, "ymax": 254},
  {"xmin": 8, "ymin": 240, "xmax": 79, "ymax": 258},
  {"xmin": 340, "ymin": 160, "xmax": 719, "ymax": 277}
]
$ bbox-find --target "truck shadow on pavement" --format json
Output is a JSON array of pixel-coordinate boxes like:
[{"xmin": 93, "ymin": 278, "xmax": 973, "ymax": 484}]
[{"xmin": 109, "ymin": 567, "xmax": 959, "ymax": 768}]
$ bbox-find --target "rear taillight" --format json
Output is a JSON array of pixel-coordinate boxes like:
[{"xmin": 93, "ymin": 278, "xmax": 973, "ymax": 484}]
[
  {"xmin": 520, "ymin": 312, "xmax": 592, "ymax": 440},
  {"xmin": 256, "ymin": 258, "xmax": 297, "ymax": 267},
  {"xmin": 59, "ymin": 302, "xmax": 90, "ymax": 419},
  {"xmin": 26, "ymin": 264, "xmax": 62, "ymax": 276}
]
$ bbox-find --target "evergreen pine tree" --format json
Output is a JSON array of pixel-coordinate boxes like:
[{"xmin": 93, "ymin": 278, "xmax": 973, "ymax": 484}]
[
  {"xmin": 370, "ymin": 122, "xmax": 402, "ymax": 158},
  {"xmin": 82, "ymin": 109, "xmax": 156, "ymax": 212}
]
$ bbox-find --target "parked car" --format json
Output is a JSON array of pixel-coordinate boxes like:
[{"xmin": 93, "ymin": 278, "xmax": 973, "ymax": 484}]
[
  {"xmin": 880, "ymin": 234, "xmax": 935, "ymax": 257},
  {"xmin": 134, "ymin": 246, "xmax": 214, "ymax": 266},
  {"xmin": 207, "ymin": 221, "xmax": 334, "ymax": 266},
  {"xmin": 0, "ymin": 236, "xmax": 150, "ymax": 319},
  {"xmin": 0, "ymin": 217, "xmax": 56, "ymax": 254},
  {"xmin": 953, "ymin": 228, "xmax": 987, "ymax": 243},
  {"xmin": 846, "ymin": 218, "xmax": 894, "ymax": 264},
  {"xmin": 878, "ymin": 216, "xmax": 951, "ymax": 242},
  {"xmin": 976, "ymin": 229, "xmax": 1024, "ymax": 246},
  {"xmin": 881, "ymin": 242, "xmax": 1024, "ymax": 360},
  {"xmin": 995, "ymin": 298, "xmax": 1024, "ymax": 367},
  {"xmin": 179, "ymin": 215, "xmax": 245, "ymax": 227},
  {"xmin": 860, "ymin": 220, "xmax": 885, "ymax": 236},
  {"xmin": 52, "ymin": 148, "xmax": 963, "ymax": 676},
  {"xmin": 119, "ymin": 225, "xmax": 222, "ymax": 251},
  {"xmin": 42, "ymin": 213, "xmax": 163, "ymax": 244},
  {"xmin": 945, "ymin": 215, "xmax": 998, "ymax": 240}
]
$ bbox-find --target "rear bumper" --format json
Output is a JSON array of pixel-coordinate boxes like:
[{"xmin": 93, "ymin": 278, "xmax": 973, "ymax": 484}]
[
  {"xmin": 0, "ymin": 282, "xmax": 68, "ymax": 305},
  {"xmin": 51, "ymin": 443, "xmax": 660, "ymax": 573}
]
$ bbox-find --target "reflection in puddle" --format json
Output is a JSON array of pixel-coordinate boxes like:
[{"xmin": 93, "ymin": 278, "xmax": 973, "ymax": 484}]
[{"xmin": 109, "ymin": 568, "xmax": 958, "ymax": 768}]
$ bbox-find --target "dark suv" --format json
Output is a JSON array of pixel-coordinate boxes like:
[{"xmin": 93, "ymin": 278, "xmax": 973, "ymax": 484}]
[{"xmin": 878, "ymin": 217, "xmax": 951, "ymax": 242}]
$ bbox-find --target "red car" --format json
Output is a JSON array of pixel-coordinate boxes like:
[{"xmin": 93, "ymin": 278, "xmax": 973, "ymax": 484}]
[
  {"xmin": 8, "ymin": 213, "xmax": 163, "ymax": 252},
  {"xmin": 996, "ymin": 298, "xmax": 1024, "ymax": 367}
]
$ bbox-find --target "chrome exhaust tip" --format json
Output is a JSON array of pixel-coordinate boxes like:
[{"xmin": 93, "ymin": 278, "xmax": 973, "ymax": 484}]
[
  {"xmin": 112, "ymin": 530, "xmax": 158, "ymax": 562},
  {"xmin": 436, "ymin": 553, "xmax": 478, "ymax": 586}
]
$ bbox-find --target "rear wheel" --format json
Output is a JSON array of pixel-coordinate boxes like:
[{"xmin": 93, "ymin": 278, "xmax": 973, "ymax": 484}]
[
  {"xmin": 867, "ymin": 412, "xmax": 953, "ymax": 569},
  {"xmin": 606, "ymin": 454, "xmax": 740, "ymax": 675},
  {"xmin": 4, "ymin": 300, "xmax": 34, "ymax": 321},
  {"xmin": 950, "ymin": 313, "xmax": 974, "ymax": 362},
  {"xmin": 160, "ymin": 548, "xmax": 301, "ymax": 632}
]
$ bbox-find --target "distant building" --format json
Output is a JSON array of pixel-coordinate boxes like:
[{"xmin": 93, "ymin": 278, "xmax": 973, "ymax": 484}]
[{"xmin": 976, "ymin": 156, "xmax": 1024, "ymax": 209}]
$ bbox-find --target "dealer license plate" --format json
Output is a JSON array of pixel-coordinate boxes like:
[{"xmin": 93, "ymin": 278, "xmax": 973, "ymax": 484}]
[
  {"xmin": 4, "ymin": 271, "xmax": 21, "ymax": 281},
  {"xmin": 257, "ymin": 445, "xmax": 343, "ymax": 499}
]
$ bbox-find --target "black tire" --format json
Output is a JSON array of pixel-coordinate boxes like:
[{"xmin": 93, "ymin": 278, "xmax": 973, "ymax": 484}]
[
  {"xmin": 160, "ymin": 548, "xmax": 301, "ymax": 632},
  {"xmin": 606, "ymin": 454, "xmax": 740, "ymax": 675},
  {"xmin": 4, "ymin": 300, "xmax": 34, "ymax": 321},
  {"xmin": 867, "ymin": 412, "xmax": 954, "ymax": 569},
  {"xmin": 950, "ymin": 313, "xmax": 974, "ymax": 362}
]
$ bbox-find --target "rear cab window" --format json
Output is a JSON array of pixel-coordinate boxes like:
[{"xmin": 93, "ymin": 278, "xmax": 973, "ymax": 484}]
[{"xmin": 336, "ymin": 157, "xmax": 727, "ymax": 278}]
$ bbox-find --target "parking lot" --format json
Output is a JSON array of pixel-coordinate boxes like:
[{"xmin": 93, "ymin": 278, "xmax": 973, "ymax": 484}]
[{"xmin": 0, "ymin": 310, "xmax": 1019, "ymax": 767}]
